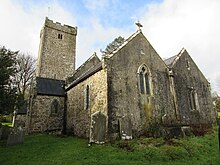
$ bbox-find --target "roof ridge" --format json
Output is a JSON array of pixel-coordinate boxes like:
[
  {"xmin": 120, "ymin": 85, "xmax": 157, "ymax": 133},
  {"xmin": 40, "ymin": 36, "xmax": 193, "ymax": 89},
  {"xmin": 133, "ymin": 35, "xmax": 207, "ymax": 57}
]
[
  {"xmin": 104, "ymin": 30, "xmax": 142, "ymax": 58},
  {"xmin": 164, "ymin": 48, "xmax": 186, "ymax": 67},
  {"xmin": 75, "ymin": 52, "xmax": 100, "ymax": 72}
]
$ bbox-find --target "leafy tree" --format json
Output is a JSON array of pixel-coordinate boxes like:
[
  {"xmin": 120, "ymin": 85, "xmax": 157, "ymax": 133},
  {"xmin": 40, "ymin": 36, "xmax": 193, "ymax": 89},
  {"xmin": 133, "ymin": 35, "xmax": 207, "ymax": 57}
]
[
  {"xmin": 105, "ymin": 36, "xmax": 125, "ymax": 54},
  {"xmin": 216, "ymin": 99, "xmax": 220, "ymax": 111},
  {"xmin": 15, "ymin": 53, "xmax": 36, "ymax": 100},
  {"xmin": 0, "ymin": 46, "xmax": 18, "ymax": 114}
]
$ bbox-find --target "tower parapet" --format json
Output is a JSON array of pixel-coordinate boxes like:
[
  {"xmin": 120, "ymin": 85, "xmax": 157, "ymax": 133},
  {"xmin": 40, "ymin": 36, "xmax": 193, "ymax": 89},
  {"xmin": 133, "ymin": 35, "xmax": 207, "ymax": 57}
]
[
  {"xmin": 36, "ymin": 17, "xmax": 77, "ymax": 80},
  {"xmin": 44, "ymin": 17, "xmax": 77, "ymax": 35}
]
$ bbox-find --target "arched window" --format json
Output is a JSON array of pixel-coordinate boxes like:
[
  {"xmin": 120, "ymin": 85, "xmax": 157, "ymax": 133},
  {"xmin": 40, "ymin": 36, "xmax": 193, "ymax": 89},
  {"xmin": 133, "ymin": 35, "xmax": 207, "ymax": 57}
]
[
  {"xmin": 84, "ymin": 85, "xmax": 90, "ymax": 110},
  {"xmin": 189, "ymin": 88, "xmax": 199, "ymax": 111},
  {"xmin": 138, "ymin": 64, "xmax": 151, "ymax": 95},
  {"xmin": 51, "ymin": 99, "xmax": 60, "ymax": 114}
]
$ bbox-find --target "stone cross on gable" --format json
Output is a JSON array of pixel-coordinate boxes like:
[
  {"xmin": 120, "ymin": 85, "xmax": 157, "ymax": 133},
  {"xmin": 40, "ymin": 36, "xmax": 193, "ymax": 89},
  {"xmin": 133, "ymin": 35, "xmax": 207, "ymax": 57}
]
[{"xmin": 135, "ymin": 21, "xmax": 143, "ymax": 31}]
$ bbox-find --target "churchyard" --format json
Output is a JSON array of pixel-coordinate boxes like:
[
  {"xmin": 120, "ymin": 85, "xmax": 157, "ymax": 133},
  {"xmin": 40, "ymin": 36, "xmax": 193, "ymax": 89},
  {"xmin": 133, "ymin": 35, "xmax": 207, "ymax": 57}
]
[{"xmin": 0, "ymin": 124, "xmax": 220, "ymax": 164}]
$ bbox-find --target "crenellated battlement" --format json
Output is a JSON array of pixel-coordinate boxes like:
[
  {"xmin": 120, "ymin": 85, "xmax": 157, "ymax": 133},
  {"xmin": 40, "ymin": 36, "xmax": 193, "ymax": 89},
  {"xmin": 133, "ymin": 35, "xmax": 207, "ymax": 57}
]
[
  {"xmin": 36, "ymin": 17, "xmax": 77, "ymax": 80},
  {"xmin": 44, "ymin": 17, "xmax": 77, "ymax": 35}
]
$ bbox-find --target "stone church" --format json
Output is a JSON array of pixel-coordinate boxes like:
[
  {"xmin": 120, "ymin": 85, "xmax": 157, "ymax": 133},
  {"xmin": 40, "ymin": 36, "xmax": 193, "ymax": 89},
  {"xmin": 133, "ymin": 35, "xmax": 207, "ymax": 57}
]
[{"xmin": 26, "ymin": 17, "xmax": 214, "ymax": 143}]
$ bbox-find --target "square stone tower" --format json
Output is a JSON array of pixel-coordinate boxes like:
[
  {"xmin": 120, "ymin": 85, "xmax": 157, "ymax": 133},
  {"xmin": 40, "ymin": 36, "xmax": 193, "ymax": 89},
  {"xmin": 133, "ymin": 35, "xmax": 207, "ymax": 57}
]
[{"xmin": 36, "ymin": 17, "xmax": 77, "ymax": 80}]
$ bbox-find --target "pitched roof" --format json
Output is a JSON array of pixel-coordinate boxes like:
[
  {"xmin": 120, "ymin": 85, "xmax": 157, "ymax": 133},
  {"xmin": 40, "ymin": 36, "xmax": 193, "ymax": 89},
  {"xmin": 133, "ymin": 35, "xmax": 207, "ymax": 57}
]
[
  {"xmin": 36, "ymin": 77, "xmax": 65, "ymax": 96},
  {"xmin": 104, "ymin": 30, "xmax": 142, "ymax": 58},
  {"xmin": 66, "ymin": 62, "xmax": 102, "ymax": 91},
  {"xmin": 164, "ymin": 48, "xmax": 185, "ymax": 68},
  {"xmin": 67, "ymin": 53, "xmax": 101, "ymax": 83},
  {"xmin": 164, "ymin": 55, "xmax": 178, "ymax": 67}
]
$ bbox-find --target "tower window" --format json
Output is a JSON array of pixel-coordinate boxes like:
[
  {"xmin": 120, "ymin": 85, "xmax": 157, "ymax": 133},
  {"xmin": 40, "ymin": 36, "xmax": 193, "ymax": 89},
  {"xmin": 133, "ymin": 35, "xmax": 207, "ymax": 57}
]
[
  {"xmin": 138, "ymin": 64, "xmax": 151, "ymax": 95},
  {"xmin": 58, "ymin": 34, "xmax": 63, "ymax": 39}
]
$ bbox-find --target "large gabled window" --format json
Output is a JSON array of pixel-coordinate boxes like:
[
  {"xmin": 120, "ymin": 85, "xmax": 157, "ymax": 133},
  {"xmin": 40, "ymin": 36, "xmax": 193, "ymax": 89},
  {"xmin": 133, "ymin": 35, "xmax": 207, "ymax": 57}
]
[{"xmin": 138, "ymin": 64, "xmax": 151, "ymax": 95}]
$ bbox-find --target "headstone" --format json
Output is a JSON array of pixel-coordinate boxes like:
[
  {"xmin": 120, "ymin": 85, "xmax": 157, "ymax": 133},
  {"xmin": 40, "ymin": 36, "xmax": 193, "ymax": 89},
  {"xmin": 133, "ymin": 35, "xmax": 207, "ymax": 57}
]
[
  {"xmin": 90, "ymin": 112, "xmax": 107, "ymax": 143},
  {"xmin": 119, "ymin": 116, "xmax": 132, "ymax": 140},
  {"xmin": 0, "ymin": 125, "xmax": 11, "ymax": 140},
  {"xmin": 7, "ymin": 126, "xmax": 24, "ymax": 146}
]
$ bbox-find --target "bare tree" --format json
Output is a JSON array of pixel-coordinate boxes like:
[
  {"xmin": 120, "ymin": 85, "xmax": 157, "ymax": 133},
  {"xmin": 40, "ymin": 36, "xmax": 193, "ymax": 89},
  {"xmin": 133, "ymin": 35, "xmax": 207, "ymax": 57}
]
[{"xmin": 15, "ymin": 53, "xmax": 36, "ymax": 99}]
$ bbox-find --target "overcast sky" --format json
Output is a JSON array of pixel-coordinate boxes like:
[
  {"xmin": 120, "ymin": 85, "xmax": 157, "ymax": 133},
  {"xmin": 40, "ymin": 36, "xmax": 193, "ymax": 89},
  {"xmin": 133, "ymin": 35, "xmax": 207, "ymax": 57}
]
[{"xmin": 0, "ymin": 0, "xmax": 220, "ymax": 92}]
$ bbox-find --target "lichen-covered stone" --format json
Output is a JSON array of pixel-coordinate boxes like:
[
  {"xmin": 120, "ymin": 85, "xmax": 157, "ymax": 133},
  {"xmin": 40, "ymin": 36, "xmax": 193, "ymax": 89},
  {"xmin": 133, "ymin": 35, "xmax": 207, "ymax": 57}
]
[
  {"xmin": 26, "ymin": 18, "xmax": 214, "ymax": 141},
  {"xmin": 66, "ymin": 69, "xmax": 107, "ymax": 139},
  {"xmin": 36, "ymin": 17, "xmax": 77, "ymax": 80},
  {"xmin": 27, "ymin": 95, "xmax": 64, "ymax": 133}
]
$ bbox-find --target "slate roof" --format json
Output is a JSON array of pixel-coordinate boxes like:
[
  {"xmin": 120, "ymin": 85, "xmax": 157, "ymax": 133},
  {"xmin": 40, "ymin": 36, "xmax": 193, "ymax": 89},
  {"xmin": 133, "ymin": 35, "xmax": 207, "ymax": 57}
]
[
  {"xmin": 36, "ymin": 77, "xmax": 65, "ymax": 96},
  {"xmin": 66, "ymin": 62, "xmax": 102, "ymax": 91},
  {"xmin": 67, "ymin": 53, "xmax": 101, "ymax": 83},
  {"xmin": 164, "ymin": 48, "xmax": 185, "ymax": 68},
  {"xmin": 164, "ymin": 55, "xmax": 178, "ymax": 67}
]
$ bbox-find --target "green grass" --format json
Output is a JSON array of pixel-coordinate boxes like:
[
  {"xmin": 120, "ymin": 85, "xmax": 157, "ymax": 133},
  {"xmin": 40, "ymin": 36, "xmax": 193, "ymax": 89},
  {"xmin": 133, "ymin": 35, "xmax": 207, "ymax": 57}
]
[{"xmin": 0, "ymin": 128, "xmax": 220, "ymax": 165}]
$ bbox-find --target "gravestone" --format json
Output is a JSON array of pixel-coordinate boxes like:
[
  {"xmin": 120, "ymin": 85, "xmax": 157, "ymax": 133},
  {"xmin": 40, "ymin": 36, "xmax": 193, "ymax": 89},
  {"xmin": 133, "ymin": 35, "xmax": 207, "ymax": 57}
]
[
  {"xmin": 7, "ymin": 126, "xmax": 24, "ymax": 146},
  {"xmin": 119, "ymin": 116, "xmax": 132, "ymax": 140},
  {"xmin": 90, "ymin": 112, "xmax": 107, "ymax": 143},
  {"xmin": 0, "ymin": 125, "xmax": 11, "ymax": 140}
]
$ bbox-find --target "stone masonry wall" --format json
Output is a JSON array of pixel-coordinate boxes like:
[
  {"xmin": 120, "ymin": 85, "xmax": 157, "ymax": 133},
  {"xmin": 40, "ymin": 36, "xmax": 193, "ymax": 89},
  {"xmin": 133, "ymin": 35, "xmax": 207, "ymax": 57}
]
[
  {"xmin": 172, "ymin": 50, "xmax": 214, "ymax": 126},
  {"xmin": 27, "ymin": 95, "xmax": 64, "ymax": 133},
  {"xmin": 105, "ymin": 32, "xmax": 175, "ymax": 140},
  {"xmin": 36, "ymin": 17, "xmax": 77, "ymax": 80},
  {"xmin": 66, "ymin": 69, "xmax": 108, "ymax": 138}
]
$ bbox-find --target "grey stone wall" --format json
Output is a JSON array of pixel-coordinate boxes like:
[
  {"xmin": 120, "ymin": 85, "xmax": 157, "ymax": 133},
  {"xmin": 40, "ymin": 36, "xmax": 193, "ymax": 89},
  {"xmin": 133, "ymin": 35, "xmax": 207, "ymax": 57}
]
[
  {"xmin": 172, "ymin": 50, "xmax": 214, "ymax": 126},
  {"xmin": 105, "ymin": 32, "xmax": 175, "ymax": 140},
  {"xmin": 27, "ymin": 95, "xmax": 64, "ymax": 133},
  {"xmin": 36, "ymin": 17, "xmax": 77, "ymax": 80},
  {"xmin": 66, "ymin": 69, "xmax": 108, "ymax": 139}
]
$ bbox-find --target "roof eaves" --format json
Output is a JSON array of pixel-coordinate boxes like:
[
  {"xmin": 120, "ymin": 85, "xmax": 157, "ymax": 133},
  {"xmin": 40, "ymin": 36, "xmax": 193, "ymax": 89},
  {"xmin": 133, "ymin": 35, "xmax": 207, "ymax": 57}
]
[{"xmin": 66, "ymin": 62, "xmax": 102, "ymax": 91}]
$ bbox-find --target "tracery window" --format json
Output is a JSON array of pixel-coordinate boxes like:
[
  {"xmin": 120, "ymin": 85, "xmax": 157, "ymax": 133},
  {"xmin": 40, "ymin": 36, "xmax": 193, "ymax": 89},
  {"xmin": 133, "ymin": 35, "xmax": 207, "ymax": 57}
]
[{"xmin": 138, "ymin": 64, "xmax": 151, "ymax": 95}]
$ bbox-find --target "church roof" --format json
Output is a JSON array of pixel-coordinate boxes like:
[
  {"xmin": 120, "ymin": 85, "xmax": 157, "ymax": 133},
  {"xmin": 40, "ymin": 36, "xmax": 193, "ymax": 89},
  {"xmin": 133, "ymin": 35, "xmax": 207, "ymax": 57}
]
[
  {"xmin": 104, "ymin": 30, "xmax": 142, "ymax": 58},
  {"xmin": 66, "ymin": 62, "xmax": 102, "ymax": 91},
  {"xmin": 67, "ymin": 53, "xmax": 101, "ymax": 83},
  {"xmin": 164, "ymin": 48, "xmax": 185, "ymax": 68},
  {"xmin": 36, "ymin": 77, "xmax": 65, "ymax": 96},
  {"xmin": 164, "ymin": 55, "xmax": 178, "ymax": 67}
]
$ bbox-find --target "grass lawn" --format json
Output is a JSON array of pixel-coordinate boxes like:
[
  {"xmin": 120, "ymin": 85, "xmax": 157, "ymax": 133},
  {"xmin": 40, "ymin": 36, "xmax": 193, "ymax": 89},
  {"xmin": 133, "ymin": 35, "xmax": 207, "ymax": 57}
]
[{"xmin": 0, "ymin": 128, "xmax": 220, "ymax": 165}]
